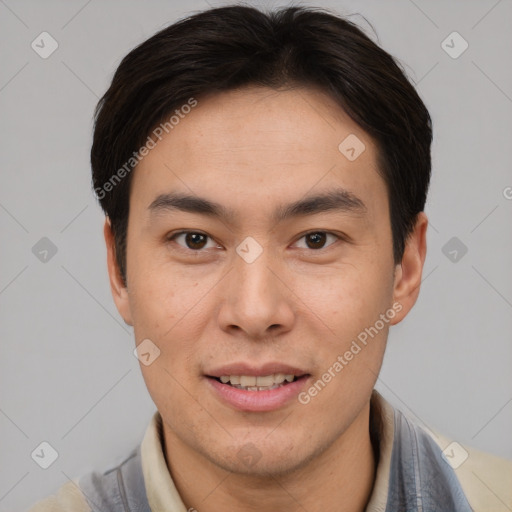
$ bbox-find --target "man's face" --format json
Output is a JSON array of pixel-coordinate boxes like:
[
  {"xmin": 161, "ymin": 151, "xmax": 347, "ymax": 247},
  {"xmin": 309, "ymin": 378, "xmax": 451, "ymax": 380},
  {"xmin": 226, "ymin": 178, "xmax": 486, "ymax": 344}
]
[{"xmin": 112, "ymin": 86, "xmax": 405, "ymax": 475}]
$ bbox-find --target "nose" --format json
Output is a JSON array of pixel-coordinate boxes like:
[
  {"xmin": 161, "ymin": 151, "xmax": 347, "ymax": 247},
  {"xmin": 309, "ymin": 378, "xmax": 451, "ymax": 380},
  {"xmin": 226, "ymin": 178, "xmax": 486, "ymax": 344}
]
[{"xmin": 216, "ymin": 245, "xmax": 295, "ymax": 340}]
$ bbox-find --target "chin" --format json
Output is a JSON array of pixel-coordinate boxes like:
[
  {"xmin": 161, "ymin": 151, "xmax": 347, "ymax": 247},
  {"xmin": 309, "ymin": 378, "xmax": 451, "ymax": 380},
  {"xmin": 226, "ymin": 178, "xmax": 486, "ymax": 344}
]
[{"xmin": 204, "ymin": 437, "xmax": 318, "ymax": 478}]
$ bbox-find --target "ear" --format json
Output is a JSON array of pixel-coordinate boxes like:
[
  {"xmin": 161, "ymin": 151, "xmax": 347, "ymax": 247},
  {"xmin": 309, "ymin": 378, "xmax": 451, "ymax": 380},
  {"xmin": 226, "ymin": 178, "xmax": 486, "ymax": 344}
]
[
  {"xmin": 104, "ymin": 218, "xmax": 133, "ymax": 326},
  {"xmin": 389, "ymin": 212, "xmax": 428, "ymax": 325}
]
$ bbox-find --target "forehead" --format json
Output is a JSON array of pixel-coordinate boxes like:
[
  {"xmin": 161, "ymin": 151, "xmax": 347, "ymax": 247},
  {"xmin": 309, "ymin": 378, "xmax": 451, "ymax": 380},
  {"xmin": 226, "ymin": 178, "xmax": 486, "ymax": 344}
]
[{"xmin": 130, "ymin": 86, "xmax": 387, "ymax": 225}]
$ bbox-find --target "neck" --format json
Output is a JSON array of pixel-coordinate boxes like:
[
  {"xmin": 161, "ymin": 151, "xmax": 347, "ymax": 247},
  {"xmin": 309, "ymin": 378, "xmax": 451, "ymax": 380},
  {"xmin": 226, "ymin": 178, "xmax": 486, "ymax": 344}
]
[{"xmin": 162, "ymin": 401, "xmax": 377, "ymax": 512}]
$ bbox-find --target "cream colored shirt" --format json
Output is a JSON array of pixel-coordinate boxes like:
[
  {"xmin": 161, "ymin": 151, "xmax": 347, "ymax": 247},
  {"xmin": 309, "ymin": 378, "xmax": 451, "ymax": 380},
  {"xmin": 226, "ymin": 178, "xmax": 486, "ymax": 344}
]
[{"xmin": 27, "ymin": 391, "xmax": 512, "ymax": 511}]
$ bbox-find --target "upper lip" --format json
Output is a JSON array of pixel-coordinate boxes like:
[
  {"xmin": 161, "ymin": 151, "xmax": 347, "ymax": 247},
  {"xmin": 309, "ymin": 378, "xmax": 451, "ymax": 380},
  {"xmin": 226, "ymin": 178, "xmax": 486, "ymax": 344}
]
[{"xmin": 206, "ymin": 363, "xmax": 309, "ymax": 378}]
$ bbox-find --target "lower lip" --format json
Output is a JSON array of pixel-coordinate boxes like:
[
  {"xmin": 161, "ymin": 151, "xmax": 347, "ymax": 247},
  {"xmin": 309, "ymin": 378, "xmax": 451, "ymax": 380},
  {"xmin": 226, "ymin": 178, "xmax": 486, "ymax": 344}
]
[{"xmin": 206, "ymin": 376, "xmax": 310, "ymax": 412}]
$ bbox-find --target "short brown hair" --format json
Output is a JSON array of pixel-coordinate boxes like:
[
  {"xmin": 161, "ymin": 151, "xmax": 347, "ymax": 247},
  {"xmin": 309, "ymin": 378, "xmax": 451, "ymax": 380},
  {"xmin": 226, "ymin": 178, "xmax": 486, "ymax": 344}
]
[{"xmin": 91, "ymin": 4, "xmax": 432, "ymax": 284}]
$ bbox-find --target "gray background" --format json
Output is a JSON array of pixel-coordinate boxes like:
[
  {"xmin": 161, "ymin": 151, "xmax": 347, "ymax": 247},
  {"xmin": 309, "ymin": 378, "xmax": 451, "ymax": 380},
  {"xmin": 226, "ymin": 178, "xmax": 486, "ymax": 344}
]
[{"xmin": 1, "ymin": 0, "xmax": 511, "ymax": 510}]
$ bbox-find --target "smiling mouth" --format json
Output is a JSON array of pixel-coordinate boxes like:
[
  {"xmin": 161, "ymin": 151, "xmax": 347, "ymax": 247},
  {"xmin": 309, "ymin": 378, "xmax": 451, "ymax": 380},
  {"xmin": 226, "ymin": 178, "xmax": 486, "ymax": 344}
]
[{"xmin": 208, "ymin": 373, "xmax": 309, "ymax": 392}]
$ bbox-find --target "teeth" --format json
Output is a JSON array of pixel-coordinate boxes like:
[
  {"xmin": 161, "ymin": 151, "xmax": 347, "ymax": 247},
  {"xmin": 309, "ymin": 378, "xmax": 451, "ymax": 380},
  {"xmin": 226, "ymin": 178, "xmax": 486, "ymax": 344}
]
[
  {"xmin": 217, "ymin": 374, "xmax": 299, "ymax": 388},
  {"xmin": 256, "ymin": 375, "xmax": 274, "ymax": 386},
  {"xmin": 240, "ymin": 376, "xmax": 257, "ymax": 387},
  {"xmin": 234, "ymin": 383, "xmax": 285, "ymax": 392},
  {"xmin": 274, "ymin": 373, "xmax": 286, "ymax": 384}
]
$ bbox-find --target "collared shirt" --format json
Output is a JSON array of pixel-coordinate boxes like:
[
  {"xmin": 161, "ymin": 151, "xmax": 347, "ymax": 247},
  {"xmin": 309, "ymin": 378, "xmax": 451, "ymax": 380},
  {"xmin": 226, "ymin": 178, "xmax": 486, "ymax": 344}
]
[{"xmin": 27, "ymin": 390, "xmax": 512, "ymax": 511}]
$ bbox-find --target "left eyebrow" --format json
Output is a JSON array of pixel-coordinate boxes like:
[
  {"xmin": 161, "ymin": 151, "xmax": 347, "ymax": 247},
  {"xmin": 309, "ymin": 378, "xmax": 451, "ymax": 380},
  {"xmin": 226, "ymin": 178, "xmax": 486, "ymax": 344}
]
[
  {"xmin": 147, "ymin": 187, "xmax": 367, "ymax": 225},
  {"xmin": 272, "ymin": 188, "xmax": 367, "ymax": 223}
]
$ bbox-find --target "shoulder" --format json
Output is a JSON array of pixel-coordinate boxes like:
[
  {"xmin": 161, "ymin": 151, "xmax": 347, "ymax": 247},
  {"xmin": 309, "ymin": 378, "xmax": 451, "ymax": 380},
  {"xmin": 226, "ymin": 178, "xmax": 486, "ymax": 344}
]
[
  {"xmin": 26, "ymin": 447, "xmax": 143, "ymax": 512},
  {"xmin": 431, "ymin": 431, "xmax": 512, "ymax": 512},
  {"xmin": 26, "ymin": 479, "xmax": 91, "ymax": 512},
  {"xmin": 374, "ymin": 391, "xmax": 512, "ymax": 512}
]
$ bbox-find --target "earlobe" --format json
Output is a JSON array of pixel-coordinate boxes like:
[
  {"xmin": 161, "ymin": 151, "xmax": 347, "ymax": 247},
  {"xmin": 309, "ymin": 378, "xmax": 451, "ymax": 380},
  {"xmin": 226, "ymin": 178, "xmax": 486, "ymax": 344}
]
[
  {"xmin": 390, "ymin": 212, "xmax": 428, "ymax": 325},
  {"xmin": 104, "ymin": 218, "xmax": 133, "ymax": 326}
]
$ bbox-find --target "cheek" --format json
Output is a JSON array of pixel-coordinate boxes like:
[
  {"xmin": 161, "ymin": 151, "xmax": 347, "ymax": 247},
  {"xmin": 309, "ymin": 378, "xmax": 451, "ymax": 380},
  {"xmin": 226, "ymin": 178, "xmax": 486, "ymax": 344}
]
[
  {"xmin": 295, "ymin": 260, "xmax": 394, "ymax": 381},
  {"xmin": 300, "ymin": 269, "xmax": 391, "ymax": 410},
  {"xmin": 127, "ymin": 245, "xmax": 190, "ymax": 333},
  {"xmin": 128, "ymin": 260, "xmax": 214, "ymax": 371},
  {"xmin": 299, "ymin": 257, "xmax": 391, "ymax": 326}
]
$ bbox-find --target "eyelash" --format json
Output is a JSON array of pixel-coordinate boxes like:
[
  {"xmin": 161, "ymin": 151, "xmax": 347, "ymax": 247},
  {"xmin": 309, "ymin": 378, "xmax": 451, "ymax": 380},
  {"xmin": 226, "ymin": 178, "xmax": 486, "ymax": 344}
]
[{"xmin": 166, "ymin": 230, "xmax": 346, "ymax": 253}]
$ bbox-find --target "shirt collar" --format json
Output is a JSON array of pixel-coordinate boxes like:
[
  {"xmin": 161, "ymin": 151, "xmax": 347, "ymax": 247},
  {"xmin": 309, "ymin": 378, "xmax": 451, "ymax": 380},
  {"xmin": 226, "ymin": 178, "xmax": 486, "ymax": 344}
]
[{"xmin": 140, "ymin": 389, "xmax": 395, "ymax": 511}]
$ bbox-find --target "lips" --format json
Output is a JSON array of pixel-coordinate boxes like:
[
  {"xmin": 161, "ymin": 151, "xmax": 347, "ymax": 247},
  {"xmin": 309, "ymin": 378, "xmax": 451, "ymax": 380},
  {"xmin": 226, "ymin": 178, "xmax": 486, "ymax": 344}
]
[
  {"xmin": 207, "ymin": 364, "xmax": 308, "ymax": 391},
  {"xmin": 206, "ymin": 362, "xmax": 308, "ymax": 379},
  {"xmin": 205, "ymin": 363, "xmax": 310, "ymax": 411}
]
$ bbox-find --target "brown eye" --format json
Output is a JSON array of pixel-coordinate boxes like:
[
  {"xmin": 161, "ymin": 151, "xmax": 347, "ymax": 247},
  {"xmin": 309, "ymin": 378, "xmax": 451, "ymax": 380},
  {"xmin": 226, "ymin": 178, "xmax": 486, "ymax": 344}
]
[
  {"xmin": 168, "ymin": 231, "xmax": 216, "ymax": 251},
  {"xmin": 305, "ymin": 232, "xmax": 327, "ymax": 249},
  {"xmin": 294, "ymin": 231, "xmax": 339, "ymax": 250},
  {"xmin": 184, "ymin": 232, "xmax": 208, "ymax": 249}
]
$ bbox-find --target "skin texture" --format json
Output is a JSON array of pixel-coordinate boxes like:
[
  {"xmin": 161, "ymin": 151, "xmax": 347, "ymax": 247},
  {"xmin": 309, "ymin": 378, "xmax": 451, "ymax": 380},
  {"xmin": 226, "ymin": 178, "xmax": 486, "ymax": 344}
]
[{"xmin": 104, "ymin": 86, "xmax": 428, "ymax": 512}]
